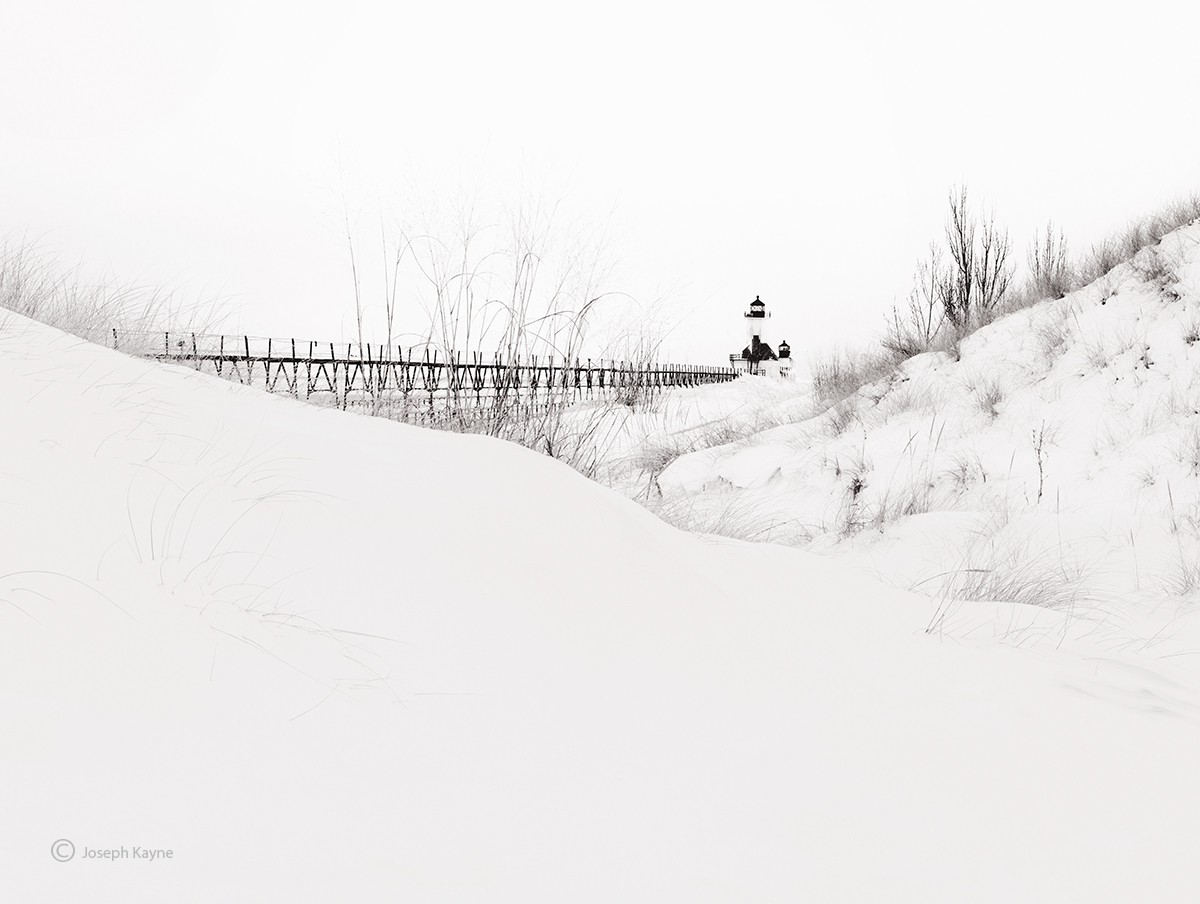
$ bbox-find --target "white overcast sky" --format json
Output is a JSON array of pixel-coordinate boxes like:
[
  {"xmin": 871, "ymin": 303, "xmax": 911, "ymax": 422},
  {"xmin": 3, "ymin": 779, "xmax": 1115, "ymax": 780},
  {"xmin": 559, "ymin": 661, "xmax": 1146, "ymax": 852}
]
[{"xmin": 4, "ymin": 0, "xmax": 1200, "ymax": 363}]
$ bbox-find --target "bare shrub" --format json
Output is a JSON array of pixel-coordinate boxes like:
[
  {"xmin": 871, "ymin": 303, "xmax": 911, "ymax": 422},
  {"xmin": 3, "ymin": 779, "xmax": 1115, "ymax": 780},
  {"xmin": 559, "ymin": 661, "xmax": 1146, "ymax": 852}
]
[
  {"xmin": 1031, "ymin": 421, "xmax": 1049, "ymax": 504},
  {"xmin": 1027, "ymin": 221, "xmax": 1073, "ymax": 300},
  {"xmin": 895, "ymin": 185, "xmax": 1014, "ymax": 354},
  {"xmin": 942, "ymin": 185, "xmax": 1014, "ymax": 331},
  {"xmin": 884, "ymin": 244, "xmax": 946, "ymax": 359},
  {"xmin": 882, "ymin": 191, "xmax": 1200, "ymax": 380}
]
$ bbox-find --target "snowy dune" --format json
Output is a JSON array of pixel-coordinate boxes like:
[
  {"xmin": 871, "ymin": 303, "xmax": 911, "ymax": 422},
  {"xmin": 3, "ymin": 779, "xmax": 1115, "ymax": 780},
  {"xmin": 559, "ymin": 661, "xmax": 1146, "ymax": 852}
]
[
  {"xmin": 636, "ymin": 223, "xmax": 1200, "ymax": 657},
  {"xmin": 5, "ymin": 310, "xmax": 1200, "ymax": 901}
]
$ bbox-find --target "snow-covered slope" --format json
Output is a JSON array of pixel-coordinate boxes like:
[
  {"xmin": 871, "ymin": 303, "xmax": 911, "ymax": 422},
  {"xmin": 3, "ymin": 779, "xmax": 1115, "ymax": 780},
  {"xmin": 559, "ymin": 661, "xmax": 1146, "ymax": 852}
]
[
  {"xmin": 642, "ymin": 223, "xmax": 1200, "ymax": 649},
  {"xmin": 5, "ymin": 309, "xmax": 1200, "ymax": 902}
]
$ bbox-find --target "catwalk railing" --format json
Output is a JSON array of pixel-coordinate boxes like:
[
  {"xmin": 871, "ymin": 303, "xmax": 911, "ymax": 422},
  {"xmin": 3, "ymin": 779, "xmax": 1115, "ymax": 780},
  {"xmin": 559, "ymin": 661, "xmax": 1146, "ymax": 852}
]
[{"xmin": 110, "ymin": 330, "xmax": 738, "ymax": 418}]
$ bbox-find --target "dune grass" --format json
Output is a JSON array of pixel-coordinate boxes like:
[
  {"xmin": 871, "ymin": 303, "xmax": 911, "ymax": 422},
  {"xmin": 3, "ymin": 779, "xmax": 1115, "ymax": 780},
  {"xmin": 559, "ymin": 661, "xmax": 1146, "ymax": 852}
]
[{"xmin": 0, "ymin": 237, "xmax": 223, "ymax": 342}]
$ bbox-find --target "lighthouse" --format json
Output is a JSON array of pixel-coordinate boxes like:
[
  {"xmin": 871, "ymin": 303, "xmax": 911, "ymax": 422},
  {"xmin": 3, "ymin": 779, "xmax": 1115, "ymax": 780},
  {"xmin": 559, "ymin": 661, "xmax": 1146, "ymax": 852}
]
[{"xmin": 730, "ymin": 295, "xmax": 791, "ymax": 377}]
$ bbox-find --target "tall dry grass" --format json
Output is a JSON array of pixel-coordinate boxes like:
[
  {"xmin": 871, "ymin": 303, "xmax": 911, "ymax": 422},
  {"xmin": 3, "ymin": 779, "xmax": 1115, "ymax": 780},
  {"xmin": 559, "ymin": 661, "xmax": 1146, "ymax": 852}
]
[{"xmin": 0, "ymin": 237, "xmax": 223, "ymax": 342}]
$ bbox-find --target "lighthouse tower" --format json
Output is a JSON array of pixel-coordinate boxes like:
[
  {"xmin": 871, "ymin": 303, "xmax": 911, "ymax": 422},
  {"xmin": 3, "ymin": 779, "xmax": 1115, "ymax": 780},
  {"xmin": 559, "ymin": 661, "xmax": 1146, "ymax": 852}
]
[{"xmin": 745, "ymin": 295, "xmax": 768, "ymax": 345}]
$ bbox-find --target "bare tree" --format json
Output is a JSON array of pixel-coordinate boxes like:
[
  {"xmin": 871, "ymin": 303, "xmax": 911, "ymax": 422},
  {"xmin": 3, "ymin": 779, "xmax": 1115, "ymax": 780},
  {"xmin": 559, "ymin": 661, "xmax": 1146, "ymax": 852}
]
[
  {"xmin": 975, "ymin": 210, "xmax": 1012, "ymax": 320},
  {"xmin": 941, "ymin": 185, "xmax": 1012, "ymax": 331},
  {"xmin": 943, "ymin": 186, "xmax": 976, "ymax": 329},
  {"xmin": 888, "ymin": 186, "xmax": 1014, "ymax": 357}
]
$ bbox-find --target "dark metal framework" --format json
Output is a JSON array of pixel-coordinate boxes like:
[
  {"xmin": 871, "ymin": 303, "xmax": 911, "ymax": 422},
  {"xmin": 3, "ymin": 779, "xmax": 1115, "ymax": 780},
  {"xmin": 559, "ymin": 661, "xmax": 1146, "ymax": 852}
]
[{"xmin": 112, "ymin": 330, "xmax": 738, "ymax": 417}]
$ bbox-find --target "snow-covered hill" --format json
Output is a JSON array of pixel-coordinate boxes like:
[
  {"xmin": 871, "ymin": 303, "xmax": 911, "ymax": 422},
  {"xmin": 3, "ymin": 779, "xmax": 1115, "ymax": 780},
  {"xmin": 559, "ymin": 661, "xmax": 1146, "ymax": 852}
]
[
  {"xmin": 626, "ymin": 222, "xmax": 1200, "ymax": 656},
  {"xmin": 5, "ymin": 291, "xmax": 1200, "ymax": 901}
]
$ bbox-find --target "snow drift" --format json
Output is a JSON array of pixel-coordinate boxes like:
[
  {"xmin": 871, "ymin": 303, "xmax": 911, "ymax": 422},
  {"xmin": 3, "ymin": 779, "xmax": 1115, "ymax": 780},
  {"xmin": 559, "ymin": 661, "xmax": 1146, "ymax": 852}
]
[{"xmin": 4, "ymin": 308, "xmax": 1200, "ymax": 902}]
